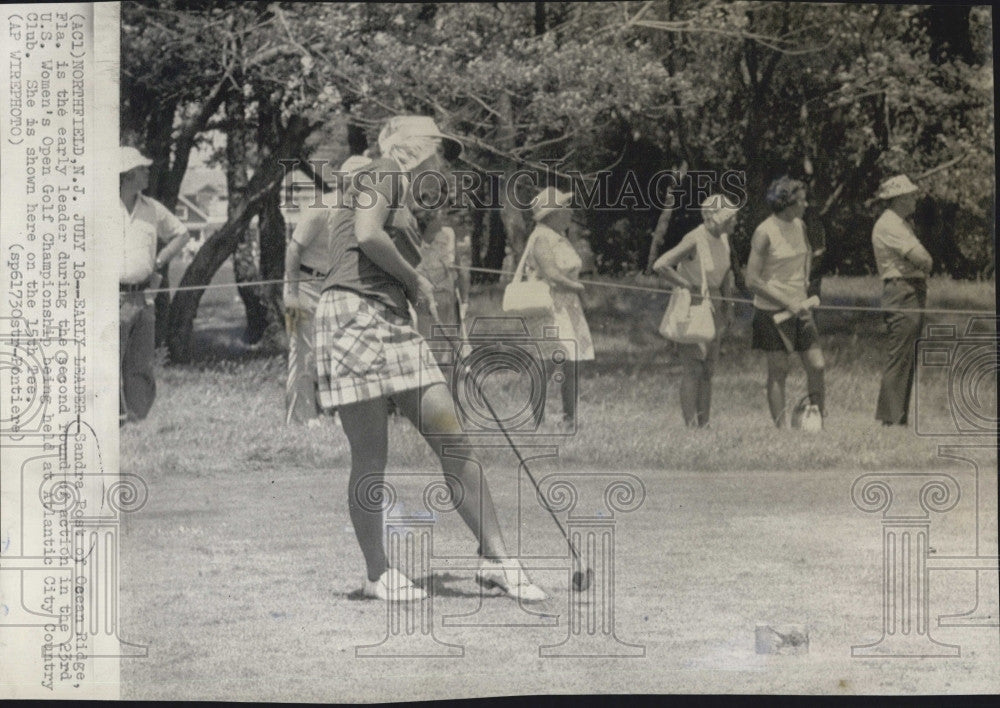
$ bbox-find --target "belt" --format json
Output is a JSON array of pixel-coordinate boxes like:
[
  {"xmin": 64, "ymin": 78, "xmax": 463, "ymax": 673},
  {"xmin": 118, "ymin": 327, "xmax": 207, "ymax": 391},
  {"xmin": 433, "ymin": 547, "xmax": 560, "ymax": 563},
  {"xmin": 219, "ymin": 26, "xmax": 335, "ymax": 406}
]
[
  {"xmin": 300, "ymin": 264, "xmax": 326, "ymax": 278},
  {"xmin": 120, "ymin": 279, "xmax": 150, "ymax": 292},
  {"xmin": 884, "ymin": 277, "xmax": 926, "ymax": 283}
]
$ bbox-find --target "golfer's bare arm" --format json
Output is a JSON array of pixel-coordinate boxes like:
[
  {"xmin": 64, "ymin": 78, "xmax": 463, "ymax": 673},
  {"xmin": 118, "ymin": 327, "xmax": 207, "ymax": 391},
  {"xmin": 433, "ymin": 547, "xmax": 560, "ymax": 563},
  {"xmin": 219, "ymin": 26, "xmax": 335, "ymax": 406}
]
[
  {"xmin": 745, "ymin": 228, "xmax": 803, "ymax": 312},
  {"xmin": 354, "ymin": 188, "xmax": 422, "ymax": 296}
]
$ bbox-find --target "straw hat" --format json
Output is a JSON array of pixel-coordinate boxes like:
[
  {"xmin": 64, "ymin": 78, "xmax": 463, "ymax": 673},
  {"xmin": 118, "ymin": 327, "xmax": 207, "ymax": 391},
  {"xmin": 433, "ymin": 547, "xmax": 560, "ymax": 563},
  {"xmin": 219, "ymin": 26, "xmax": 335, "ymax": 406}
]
[
  {"xmin": 531, "ymin": 187, "xmax": 573, "ymax": 221},
  {"xmin": 876, "ymin": 174, "xmax": 919, "ymax": 200},
  {"xmin": 120, "ymin": 146, "xmax": 152, "ymax": 174}
]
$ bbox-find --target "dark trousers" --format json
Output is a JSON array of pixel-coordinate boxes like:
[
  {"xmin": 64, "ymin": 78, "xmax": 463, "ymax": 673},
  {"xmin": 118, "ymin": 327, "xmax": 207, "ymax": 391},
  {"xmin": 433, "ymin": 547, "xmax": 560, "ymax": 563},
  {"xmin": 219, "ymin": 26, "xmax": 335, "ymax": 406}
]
[
  {"xmin": 120, "ymin": 292, "xmax": 157, "ymax": 421},
  {"xmin": 876, "ymin": 278, "xmax": 926, "ymax": 424}
]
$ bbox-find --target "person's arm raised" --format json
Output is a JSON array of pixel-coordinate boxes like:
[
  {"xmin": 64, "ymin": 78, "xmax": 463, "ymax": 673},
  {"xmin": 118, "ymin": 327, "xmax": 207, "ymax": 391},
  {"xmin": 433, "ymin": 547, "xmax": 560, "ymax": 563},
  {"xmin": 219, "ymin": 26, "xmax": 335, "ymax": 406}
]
[{"xmin": 651, "ymin": 233, "xmax": 697, "ymax": 290}]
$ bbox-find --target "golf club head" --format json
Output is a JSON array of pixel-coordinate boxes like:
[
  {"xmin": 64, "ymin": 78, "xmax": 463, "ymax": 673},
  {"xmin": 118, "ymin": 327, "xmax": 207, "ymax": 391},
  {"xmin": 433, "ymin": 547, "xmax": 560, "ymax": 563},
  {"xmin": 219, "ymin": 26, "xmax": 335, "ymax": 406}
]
[{"xmin": 572, "ymin": 568, "xmax": 594, "ymax": 592}]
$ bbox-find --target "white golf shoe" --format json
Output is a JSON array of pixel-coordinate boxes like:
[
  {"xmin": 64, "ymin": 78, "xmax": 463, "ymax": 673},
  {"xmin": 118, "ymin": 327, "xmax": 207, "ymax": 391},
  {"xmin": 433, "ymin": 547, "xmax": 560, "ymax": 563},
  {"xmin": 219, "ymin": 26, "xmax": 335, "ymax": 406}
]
[
  {"xmin": 362, "ymin": 568, "xmax": 427, "ymax": 602},
  {"xmin": 475, "ymin": 558, "xmax": 548, "ymax": 602}
]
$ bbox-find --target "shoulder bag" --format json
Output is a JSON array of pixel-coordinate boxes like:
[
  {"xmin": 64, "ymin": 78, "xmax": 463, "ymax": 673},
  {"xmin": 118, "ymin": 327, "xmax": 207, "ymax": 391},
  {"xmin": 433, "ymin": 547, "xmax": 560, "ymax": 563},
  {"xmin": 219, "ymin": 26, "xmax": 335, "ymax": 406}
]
[
  {"xmin": 659, "ymin": 232, "xmax": 716, "ymax": 344},
  {"xmin": 502, "ymin": 229, "xmax": 555, "ymax": 318}
]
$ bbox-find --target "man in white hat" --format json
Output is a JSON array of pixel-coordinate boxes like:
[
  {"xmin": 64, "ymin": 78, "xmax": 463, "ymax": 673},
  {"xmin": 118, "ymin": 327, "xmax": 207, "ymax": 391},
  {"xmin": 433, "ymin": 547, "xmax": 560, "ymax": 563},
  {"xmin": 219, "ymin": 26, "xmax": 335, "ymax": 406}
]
[
  {"xmin": 282, "ymin": 154, "xmax": 372, "ymax": 426},
  {"xmin": 871, "ymin": 174, "xmax": 933, "ymax": 425},
  {"xmin": 119, "ymin": 146, "xmax": 190, "ymax": 424}
]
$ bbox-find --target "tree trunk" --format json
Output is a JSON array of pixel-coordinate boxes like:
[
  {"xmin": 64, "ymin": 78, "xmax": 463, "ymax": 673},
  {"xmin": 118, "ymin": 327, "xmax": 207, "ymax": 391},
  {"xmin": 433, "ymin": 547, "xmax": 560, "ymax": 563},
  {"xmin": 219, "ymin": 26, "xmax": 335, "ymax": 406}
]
[
  {"xmin": 250, "ymin": 104, "xmax": 291, "ymax": 349},
  {"xmin": 227, "ymin": 89, "xmax": 268, "ymax": 345},
  {"xmin": 256, "ymin": 186, "xmax": 288, "ymax": 349},
  {"xmin": 166, "ymin": 116, "xmax": 315, "ymax": 362},
  {"xmin": 347, "ymin": 122, "xmax": 369, "ymax": 156},
  {"xmin": 494, "ymin": 93, "xmax": 530, "ymax": 271}
]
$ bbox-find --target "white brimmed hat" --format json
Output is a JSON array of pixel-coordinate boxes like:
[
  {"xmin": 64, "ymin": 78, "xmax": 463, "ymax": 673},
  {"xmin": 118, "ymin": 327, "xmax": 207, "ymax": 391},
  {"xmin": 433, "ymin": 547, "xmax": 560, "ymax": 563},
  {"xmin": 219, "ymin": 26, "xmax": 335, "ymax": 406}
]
[
  {"xmin": 121, "ymin": 146, "xmax": 153, "ymax": 174},
  {"xmin": 339, "ymin": 155, "xmax": 373, "ymax": 174},
  {"xmin": 876, "ymin": 174, "xmax": 919, "ymax": 200},
  {"xmin": 377, "ymin": 115, "xmax": 462, "ymax": 161},
  {"xmin": 531, "ymin": 187, "xmax": 573, "ymax": 221}
]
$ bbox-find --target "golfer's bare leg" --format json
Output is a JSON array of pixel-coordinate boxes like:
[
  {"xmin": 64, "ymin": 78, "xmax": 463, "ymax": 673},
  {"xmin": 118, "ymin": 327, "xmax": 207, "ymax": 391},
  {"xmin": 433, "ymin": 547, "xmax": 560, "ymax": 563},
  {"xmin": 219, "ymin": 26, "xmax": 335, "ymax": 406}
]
[
  {"xmin": 799, "ymin": 345, "xmax": 826, "ymax": 415},
  {"xmin": 559, "ymin": 360, "xmax": 579, "ymax": 422},
  {"xmin": 339, "ymin": 397, "xmax": 390, "ymax": 582},
  {"xmin": 679, "ymin": 359, "xmax": 702, "ymax": 427},
  {"xmin": 394, "ymin": 383, "xmax": 508, "ymax": 559},
  {"xmin": 766, "ymin": 351, "xmax": 790, "ymax": 427}
]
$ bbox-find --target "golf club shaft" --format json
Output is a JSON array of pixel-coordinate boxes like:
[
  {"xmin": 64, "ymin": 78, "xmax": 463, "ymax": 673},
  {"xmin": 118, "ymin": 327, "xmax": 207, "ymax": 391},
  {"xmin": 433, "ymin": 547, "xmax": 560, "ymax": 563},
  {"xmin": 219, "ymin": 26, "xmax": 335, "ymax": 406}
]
[{"xmin": 431, "ymin": 324, "xmax": 583, "ymax": 566}]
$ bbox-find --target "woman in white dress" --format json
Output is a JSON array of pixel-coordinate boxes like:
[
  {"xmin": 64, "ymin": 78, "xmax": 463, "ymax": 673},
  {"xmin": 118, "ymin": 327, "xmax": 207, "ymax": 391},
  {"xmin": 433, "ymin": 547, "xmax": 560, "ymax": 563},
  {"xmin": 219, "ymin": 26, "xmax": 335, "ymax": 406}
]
[{"xmin": 522, "ymin": 187, "xmax": 595, "ymax": 430}]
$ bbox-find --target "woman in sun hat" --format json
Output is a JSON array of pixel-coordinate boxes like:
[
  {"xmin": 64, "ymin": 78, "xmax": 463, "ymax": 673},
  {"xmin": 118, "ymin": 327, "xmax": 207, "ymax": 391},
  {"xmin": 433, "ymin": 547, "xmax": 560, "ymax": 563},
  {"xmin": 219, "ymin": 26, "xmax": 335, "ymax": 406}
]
[
  {"xmin": 871, "ymin": 174, "xmax": 932, "ymax": 426},
  {"xmin": 653, "ymin": 193, "xmax": 739, "ymax": 428},
  {"xmin": 522, "ymin": 186, "xmax": 595, "ymax": 431},
  {"xmin": 283, "ymin": 155, "xmax": 373, "ymax": 427},
  {"xmin": 314, "ymin": 115, "xmax": 546, "ymax": 603},
  {"xmin": 745, "ymin": 176, "xmax": 826, "ymax": 429}
]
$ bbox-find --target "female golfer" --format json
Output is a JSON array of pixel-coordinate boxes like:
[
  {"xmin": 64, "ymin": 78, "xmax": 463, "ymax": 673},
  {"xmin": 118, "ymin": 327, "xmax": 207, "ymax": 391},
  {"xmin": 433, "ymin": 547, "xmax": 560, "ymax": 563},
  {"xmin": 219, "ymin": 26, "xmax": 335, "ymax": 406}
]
[
  {"xmin": 522, "ymin": 187, "xmax": 594, "ymax": 431},
  {"xmin": 653, "ymin": 195, "xmax": 739, "ymax": 428},
  {"xmin": 315, "ymin": 116, "xmax": 546, "ymax": 602},
  {"xmin": 745, "ymin": 176, "xmax": 826, "ymax": 428}
]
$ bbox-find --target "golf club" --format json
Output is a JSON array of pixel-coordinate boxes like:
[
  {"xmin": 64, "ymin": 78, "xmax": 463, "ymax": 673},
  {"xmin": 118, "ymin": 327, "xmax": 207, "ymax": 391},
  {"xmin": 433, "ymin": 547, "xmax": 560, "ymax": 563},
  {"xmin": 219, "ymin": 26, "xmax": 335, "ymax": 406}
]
[{"xmin": 430, "ymin": 317, "xmax": 594, "ymax": 593}]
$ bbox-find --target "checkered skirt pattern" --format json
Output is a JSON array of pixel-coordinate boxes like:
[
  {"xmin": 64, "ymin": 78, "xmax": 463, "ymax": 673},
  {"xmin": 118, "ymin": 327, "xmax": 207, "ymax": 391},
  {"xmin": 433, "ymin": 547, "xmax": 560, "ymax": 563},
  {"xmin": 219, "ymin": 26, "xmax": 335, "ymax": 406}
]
[{"xmin": 315, "ymin": 289, "xmax": 445, "ymax": 408}]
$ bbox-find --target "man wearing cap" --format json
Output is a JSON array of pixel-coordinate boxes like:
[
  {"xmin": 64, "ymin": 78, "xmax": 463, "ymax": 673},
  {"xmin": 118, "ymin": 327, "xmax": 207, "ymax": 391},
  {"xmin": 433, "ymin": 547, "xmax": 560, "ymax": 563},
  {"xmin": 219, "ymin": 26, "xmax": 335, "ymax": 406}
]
[
  {"xmin": 283, "ymin": 154, "xmax": 372, "ymax": 426},
  {"xmin": 871, "ymin": 174, "xmax": 933, "ymax": 426},
  {"xmin": 120, "ymin": 146, "xmax": 190, "ymax": 424}
]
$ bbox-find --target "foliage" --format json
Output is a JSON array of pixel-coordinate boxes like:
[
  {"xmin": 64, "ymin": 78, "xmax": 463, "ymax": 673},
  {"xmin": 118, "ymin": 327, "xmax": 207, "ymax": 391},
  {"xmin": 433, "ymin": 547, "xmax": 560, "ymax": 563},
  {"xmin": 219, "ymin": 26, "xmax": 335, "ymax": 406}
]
[{"xmin": 122, "ymin": 0, "xmax": 995, "ymax": 323}]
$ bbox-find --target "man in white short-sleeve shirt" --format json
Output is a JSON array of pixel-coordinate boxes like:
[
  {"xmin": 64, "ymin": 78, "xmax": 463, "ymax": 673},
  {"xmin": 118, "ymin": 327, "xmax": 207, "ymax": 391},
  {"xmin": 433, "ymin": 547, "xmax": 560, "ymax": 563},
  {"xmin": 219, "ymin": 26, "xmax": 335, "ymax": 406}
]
[
  {"xmin": 120, "ymin": 146, "xmax": 190, "ymax": 424},
  {"xmin": 871, "ymin": 174, "xmax": 933, "ymax": 425}
]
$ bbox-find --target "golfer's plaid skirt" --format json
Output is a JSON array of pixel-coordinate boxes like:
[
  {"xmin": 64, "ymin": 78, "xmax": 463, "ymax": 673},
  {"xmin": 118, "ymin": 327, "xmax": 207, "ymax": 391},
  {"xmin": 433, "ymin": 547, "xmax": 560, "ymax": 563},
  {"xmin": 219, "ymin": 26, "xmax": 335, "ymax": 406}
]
[{"xmin": 315, "ymin": 289, "xmax": 445, "ymax": 408}]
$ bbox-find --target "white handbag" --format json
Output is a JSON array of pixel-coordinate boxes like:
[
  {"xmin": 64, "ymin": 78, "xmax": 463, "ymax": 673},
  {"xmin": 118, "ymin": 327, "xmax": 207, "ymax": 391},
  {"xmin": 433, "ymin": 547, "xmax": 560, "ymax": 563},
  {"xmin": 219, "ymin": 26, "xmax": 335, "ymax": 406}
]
[
  {"xmin": 502, "ymin": 230, "xmax": 555, "ymax": 318},
  {"xmin": 659, "ymin": 234, "xmax": 716, "ymax": 344}
]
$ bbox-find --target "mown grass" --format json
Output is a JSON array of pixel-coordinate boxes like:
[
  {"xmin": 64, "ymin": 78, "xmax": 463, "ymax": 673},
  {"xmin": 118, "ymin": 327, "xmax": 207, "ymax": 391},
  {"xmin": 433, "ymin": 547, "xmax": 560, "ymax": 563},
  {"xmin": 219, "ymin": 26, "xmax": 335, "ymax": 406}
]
[
  {"xmin": 132, "ymin": 274, "xmax": 996, "ymax": 474},
  {"xmin": 120, "ymin": 273, "xmax": 998, "ymax": 700}
]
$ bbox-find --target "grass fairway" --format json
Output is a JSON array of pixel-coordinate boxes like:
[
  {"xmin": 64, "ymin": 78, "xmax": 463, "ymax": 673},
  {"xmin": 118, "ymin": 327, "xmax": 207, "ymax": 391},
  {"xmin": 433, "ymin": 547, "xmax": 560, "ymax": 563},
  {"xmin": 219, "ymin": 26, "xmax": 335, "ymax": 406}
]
[{"xmin": 121, "ymin": 275, "xmax": 997, "ymax": 699}]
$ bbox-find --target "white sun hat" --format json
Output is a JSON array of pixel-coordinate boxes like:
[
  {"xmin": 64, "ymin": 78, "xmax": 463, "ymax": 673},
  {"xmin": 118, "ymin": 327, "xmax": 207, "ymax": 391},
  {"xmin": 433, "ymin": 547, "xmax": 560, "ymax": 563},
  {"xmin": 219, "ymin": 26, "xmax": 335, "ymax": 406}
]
[
  {"xmin": 876, "ymin": 174, "xmax": 919, "ymax": 200},
  {"xmin": 531, "ymin": 187, "xmax": 573, "ymax": 221},
  {"xmin": 339, "ymin": 155, "xmax": 373, "ymax": 174},
  {"xmin": 120, "ymin": 146, "xmax": 153, "ymax": 174}
]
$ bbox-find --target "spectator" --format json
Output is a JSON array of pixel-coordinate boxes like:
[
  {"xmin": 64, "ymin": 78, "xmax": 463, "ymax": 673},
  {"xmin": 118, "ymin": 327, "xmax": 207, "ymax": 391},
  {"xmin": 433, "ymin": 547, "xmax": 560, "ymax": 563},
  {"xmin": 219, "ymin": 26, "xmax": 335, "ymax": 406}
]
[
  {"xmin": 522, "ymin": 187, "xmax": 594, "ymax": 431},
  {"xmin": 119, "ymin": 146, "xmax": 190, "ymax": 425},
  {"xmin": 871, "ymin": 174, "xmax": 931, "ymax": 426},
  {"xmin": 653, "ymin": 194, "xmax": 739, "ymax": 428},
  {"xmin": 745, "ymin": 176, "xmax": 826, "ymax": 428},
  {"xmin": 283, "ymin": 155, "xmax": 372, "ymax": 426}
]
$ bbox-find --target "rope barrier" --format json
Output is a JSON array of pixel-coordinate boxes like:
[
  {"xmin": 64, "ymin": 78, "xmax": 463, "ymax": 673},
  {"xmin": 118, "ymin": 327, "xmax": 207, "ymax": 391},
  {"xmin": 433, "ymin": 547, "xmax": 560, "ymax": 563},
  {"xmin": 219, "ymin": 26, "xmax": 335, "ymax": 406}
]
[
  {"xmin": 134, "ymin": 264, "xmax": 995, "ymax": 318},
  {"xmin": 458, "ymin": 265, "xmax": 995, "ymax": 318}
]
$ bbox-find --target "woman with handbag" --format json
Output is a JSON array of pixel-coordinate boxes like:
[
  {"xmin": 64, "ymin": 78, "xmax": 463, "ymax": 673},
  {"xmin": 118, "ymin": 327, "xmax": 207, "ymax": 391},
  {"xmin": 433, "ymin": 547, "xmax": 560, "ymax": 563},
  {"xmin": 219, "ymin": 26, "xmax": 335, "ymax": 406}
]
[
  {"xmin": 652, "ymin": 194, "xmax": 739, "ymax": 428},
  {"xmin": 518, "ymin": 187, "xmax": 595, "ymax": 431},
  {"xmin": 745, "ymin": 176, "xmax": 826, "ymax": 429},
  {"xmin": 314, "ymin": 116, "xmax": 546, "ymax": 603}
]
